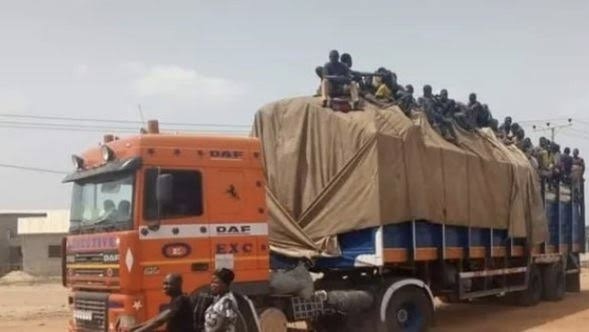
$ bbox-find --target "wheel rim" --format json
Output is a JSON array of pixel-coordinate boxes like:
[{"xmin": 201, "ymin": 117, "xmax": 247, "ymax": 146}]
[{"xmin": 395, "ymin": 302, "xmax": 422, "ymax": 329}]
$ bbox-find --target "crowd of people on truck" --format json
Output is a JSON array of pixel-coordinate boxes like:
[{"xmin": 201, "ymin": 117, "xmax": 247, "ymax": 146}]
[{"xmin": 316, "ymin": 50, "xmax": 585, "ymax": 192}]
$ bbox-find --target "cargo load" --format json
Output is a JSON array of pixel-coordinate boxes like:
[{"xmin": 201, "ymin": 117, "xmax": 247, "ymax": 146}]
[{"xmin": 253, "ymin": 97, "xmax": 548, "ymax": 258}]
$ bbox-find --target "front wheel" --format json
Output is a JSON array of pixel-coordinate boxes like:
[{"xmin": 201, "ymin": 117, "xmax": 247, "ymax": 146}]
[{"xmin": 381, "ymin": 286, "xmax": 433, "ymax": 332}]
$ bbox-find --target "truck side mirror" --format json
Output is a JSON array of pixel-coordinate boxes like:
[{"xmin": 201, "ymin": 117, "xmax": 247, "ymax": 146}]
[{"xmin": 156, "ymin": 173, "xmax": 173, "ymax": 219}]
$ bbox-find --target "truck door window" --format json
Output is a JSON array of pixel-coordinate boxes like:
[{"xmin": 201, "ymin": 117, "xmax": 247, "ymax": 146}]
[{"xmin": 144, "ymin": 168, "xmax": 203, "ymax": 220}]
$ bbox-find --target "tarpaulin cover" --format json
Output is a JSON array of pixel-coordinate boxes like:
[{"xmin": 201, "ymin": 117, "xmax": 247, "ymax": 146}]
[{"xmin": 252, "ymin": 97, "xmax": 548, "ymax": 258}]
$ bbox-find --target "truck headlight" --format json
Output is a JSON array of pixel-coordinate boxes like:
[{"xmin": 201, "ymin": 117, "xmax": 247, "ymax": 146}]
[
  {"xmin": 71, "ymin": 155, "xmax": 84, "ymax": 169},
  {"xmin": 101, "ymin": 145, "xmax": 115, "ymax": 162}
]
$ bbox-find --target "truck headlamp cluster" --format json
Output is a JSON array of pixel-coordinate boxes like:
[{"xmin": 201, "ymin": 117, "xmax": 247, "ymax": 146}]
[{"xmin": 101, "ymin": 145, "xmax": 115, "ymax": 162}]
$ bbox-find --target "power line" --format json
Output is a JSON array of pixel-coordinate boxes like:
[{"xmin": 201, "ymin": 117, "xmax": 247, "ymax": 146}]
[
  {"xmin": 568, "ymin": 128, "xmax": 589, "ymax": 136},
  {"xmin": 0, "ymin": 113, "xmax": 250, "ymax": 128},
  {"xmin": 572, "ymin": 118, "xmax": 589, "ymax": 127},
  {"xmin": 518, "ymin": 117, "xmax": 572, "ymax": 124},
  {"xmin": 0, "ymin": 121, "xmax": 250, "ymax": 134},
  {"xmin": 561, "ymin": 130, "xmax": 589, "ymax": 140},
  {"xmin": 0, "ymin": 163, "xmax": 67, "ymax": 174}
]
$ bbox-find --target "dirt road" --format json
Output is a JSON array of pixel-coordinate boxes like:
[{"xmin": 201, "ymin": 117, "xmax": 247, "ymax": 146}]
[
  {"xmin": 1, "ymin": 271, "xmax": 589, "ymax": 331},
  {"xmin": 0, "ymin": 283, "xmax": 69, "ymax": 331}
]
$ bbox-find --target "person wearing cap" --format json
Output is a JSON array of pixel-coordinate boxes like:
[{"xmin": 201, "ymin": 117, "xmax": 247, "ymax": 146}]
[
  {"xmin": 129, "ymin": 273, "xmax": 193, "ymax": 332},
  {"xmin": 204, "ymin": 268, "xmax": 240, "ymax": 332}
]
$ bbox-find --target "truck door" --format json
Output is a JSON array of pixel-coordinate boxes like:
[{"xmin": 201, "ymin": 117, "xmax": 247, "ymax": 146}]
[{"xmin": 139, "ymin": 167, "xmax": 211, "ymax": 318}]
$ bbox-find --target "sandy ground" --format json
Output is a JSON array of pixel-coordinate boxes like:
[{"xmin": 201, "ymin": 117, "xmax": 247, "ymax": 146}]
[
  {"xmin": 433, "ymin": 269, "xmax": 589, "ymax": 332},
  {"xmin": 1, "ymin": 270, "xmax": 588, "ymax": 332},
  {"xmin": 0, "ymin": 283, "xmax": 69, "ymax": 331}
]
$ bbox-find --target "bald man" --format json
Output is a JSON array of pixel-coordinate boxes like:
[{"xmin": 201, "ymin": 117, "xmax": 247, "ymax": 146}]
[{"xmin": 131, "ymin": 273, "xmax": 193, "ymax": 332}]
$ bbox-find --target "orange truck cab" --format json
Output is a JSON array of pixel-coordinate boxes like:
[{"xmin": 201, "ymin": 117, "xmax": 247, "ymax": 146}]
[{"xmin": 64, "ymin": 122, "xmax": 269, "ymax": 331}]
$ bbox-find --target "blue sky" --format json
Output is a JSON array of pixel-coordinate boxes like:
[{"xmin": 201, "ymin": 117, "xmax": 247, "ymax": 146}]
[{"xmin": 1, "ymin": 0, "xmax": 588, "ymax": 208}]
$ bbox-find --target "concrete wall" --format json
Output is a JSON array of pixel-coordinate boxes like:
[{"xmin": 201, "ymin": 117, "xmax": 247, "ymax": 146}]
[
  {"xmin": 0, "ymin": 215, "xmax": 22, "ymax": 274},
  {"xmin": 20, "ymin": 233, "xmax": 65, "ymax": 276}
]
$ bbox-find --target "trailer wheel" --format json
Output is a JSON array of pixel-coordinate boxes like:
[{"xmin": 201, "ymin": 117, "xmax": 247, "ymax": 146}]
[
  {"xmin": 516, "ymin": 264, "xmax": 542, "ymax": 306},
  {"xmin": 542, "ymin": 263, "xmax": 566, "ymax": 301},
  {"xmin": 382, "ymin": 286, "xmax": 433, "ymax": 332},
  {"xmin": 258, "ymin": 307, "xmax": 287, "ymax": 332},
  {"xmin": 566, "ymin": 271, "xmax": 581, "ymax": 293}
]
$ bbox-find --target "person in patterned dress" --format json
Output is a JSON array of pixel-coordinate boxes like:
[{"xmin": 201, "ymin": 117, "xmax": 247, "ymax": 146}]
[{"xmin": 204, "ymin": 269, "xmax": 241, "ymax": 332}]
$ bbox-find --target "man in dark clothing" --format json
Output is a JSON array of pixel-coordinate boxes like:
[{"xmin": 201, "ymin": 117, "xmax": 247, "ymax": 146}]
[
  {"xmin": 433, "ymin": 89, "xmax": 458, "ymax": 141},
  {"xmin": 418, "ymin": 85, "xmax": 443, "ymax": 131},
  {"xmin": 340, "ymin": 53, "xmax": 352, "ymax": 68},
  {"xmin": 131, "ymin": 273, "xmax": 193, "ymax": 332},
  {"xmin": 340, "ymin": 52, "xmax": 368, "ymax": 91},
  {"xmin": 572, "ymin": 148, "xmax": 585, "ymax": 198},
  {"xmin": 499, "ymin": 116, "xmax": 513, "ymax": 138},
  {"xmin": 396, "ymin": 84, "xmax": 416, "ymax": 115},
  {"xmin": 418, "ymin": 85, "xmax": 435, "ymax": 113},
  {"xmin": 435, "ymin": 89, "xmax": 453, "ymax": 116},
  {"xmin": 478, "ymin": 104, "xmax": 493, "ymax": 128},
  {"xmin": 467, "ymin": 93, "xmax": 484, "ymax": 128},
  {"xmin": 320, "ymin": 50, "xmax": 359, "ymax": 108},
  {"xmin": 560, "ymin": 147, "xmax": 574, "ymax": 184}
]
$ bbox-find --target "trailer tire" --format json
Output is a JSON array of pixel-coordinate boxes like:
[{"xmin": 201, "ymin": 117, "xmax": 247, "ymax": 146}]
[
  {"xmin": 516, "ymin": 264, "xmax": 542, "ymax": 306},
  {"xmin": 258, "ymin": 307, "xmax": 287, "ymax": 332},
  {"xmin": 381, "ymin": 286, "xmax": 433, "ymax": 332},
  {"xmin": 542, "ymin": 263, "xmax": 565, "ymax": 301},
  {"xmin": 566, "ymin": 271, "xmax": 581, "ymax": 293}
]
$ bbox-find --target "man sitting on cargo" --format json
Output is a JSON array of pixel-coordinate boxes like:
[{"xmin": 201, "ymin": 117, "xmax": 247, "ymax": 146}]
[
  {"xmin": 433, "ymin": 89, "xmax": 458, "ymax": 141},
  {"xmin": 396, "ymin": 84, "xmax": 416, "ymax": 116},
  {"xmin": 373, "ymin": 71, "xmax": 393, "ymax": 100},
  {"xmin": 499, "ymin": 116, "xmax": 513, "ymax": 138},
  {"xmin": 514, "ymin": 127, "xmax": 526, "ymax": 150},
  {"xmin": 418, "ymin": 85, "xmax": 436, "ymax": 113},
  {"xmin": 130, "ymin": 273, "xmax": 193, "ymax": 332},
  {"xmin": 320, "ymin": 50, "xmax": 360, "ymax": 109},
  {"xmin": 419, "ymin": 86, "xmax": 444, "ymax": 132}
]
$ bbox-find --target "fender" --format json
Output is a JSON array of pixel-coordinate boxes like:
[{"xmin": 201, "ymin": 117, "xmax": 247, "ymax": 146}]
[
  {"xmin": 379, "ymin": 278, "xmax": 435, "ymax": 322},
  {"xmin": 241, "ymin": 294, "xmax": 262, "ymax": 332}
]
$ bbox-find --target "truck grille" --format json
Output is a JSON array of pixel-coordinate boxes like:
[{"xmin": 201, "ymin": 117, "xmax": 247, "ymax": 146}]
[
  {"xmin": 67, "ymin": 250, "xmax": 120, "ymax": 289},
  {"xmin": 74, "ymin": 292, "xmax": 108, "ymax": 331}
]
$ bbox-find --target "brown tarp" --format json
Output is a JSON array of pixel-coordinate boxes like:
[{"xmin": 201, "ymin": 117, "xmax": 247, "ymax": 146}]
[{"xmin": 252, "ymin": 97, "xmax": 548, "ymax": 258}]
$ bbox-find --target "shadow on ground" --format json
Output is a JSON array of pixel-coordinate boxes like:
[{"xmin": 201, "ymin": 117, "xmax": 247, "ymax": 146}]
[{"xmin": 433, "ymin": 290, "xmax": 589, "ymax": 332}]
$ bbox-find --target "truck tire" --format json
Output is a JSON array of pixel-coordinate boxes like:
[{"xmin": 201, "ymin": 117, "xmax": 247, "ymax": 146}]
[
  {"xmin": 381, "ymin": 286, "xmax": 433, "ymax": 332},
  {"xmin": 566, "ymin": 271, "xmax": 581, "ymax": 293},
  {"xmin": 516, "ymin": 264, "xmax": 542, "ymax": 306},
  {"xmin": 542, "ymin": 263, "xmax": 565, "ymax": 301},
  {"xmin": 258, "ymin": 307, "xmax": 287, "ymax": 332}
]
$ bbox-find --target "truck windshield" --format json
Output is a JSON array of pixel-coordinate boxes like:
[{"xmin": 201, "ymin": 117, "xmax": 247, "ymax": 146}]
[{"xmin": 69, "ymin": 173, "xmax": 134, "ymax": 233}]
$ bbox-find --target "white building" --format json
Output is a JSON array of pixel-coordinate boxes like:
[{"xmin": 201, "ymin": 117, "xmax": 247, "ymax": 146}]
[{"xmin": 17, "ymin": 210, "xmax": 69, "ymax": 276}]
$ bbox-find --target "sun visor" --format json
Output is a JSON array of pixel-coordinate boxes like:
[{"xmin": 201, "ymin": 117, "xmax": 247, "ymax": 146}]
[{"xmin": 62, "ymin": 157, "xmax": 142, "ymax": 183}]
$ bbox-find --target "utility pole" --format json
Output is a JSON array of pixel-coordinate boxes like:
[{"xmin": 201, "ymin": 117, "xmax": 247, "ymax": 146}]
[{"xmin": 532, "ymin": 119, "xmax": 573, "ymax": 142}]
